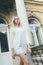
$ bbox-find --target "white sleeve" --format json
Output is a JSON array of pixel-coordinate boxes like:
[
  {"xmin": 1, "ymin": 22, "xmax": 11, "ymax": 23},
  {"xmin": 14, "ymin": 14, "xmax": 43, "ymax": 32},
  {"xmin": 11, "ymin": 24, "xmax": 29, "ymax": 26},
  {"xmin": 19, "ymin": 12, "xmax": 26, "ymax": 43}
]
[
  {"xmin": 25, "ymin": 30, "xmax": 31, "ymax": 48},
  {"xmin": 10, "ymin": 28, "xmax": 14, "ymax": 48}
]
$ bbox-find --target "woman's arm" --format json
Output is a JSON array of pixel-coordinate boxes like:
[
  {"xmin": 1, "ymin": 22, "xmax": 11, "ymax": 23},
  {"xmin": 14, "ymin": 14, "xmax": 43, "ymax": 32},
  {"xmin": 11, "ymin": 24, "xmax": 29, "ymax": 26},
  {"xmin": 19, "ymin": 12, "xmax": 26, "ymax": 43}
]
[
  {"xmin": 10, "ymin": 28, "xmax": 15, "ymax": 58},
  {"xmin": 11, "ymin": 48, "xmax": 15, "ymax": 59}
]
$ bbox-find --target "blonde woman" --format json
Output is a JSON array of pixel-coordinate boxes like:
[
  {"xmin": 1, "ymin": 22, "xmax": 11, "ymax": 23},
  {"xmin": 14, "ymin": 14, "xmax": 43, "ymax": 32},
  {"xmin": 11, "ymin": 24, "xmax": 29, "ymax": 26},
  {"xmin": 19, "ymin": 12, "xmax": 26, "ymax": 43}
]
[{"xmin": 10, "ymin": 16, "xmax": 31, "ymax": 65}]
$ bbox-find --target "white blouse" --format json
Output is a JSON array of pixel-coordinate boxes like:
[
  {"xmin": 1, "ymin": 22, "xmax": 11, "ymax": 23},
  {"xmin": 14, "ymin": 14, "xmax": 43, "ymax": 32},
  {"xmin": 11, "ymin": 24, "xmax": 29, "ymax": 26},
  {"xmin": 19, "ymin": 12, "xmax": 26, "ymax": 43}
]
[{"xmin": 10, "ymin": 27, "xmax": 31, "ymax": 54}]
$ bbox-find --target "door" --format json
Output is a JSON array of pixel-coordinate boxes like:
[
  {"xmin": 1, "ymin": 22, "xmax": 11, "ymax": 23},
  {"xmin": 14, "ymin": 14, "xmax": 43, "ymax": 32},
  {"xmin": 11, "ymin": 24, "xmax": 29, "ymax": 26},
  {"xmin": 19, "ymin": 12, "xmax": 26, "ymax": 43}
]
[{"xmin": 0, "ymin": 18, "xmax": 13, "ymax": 65}]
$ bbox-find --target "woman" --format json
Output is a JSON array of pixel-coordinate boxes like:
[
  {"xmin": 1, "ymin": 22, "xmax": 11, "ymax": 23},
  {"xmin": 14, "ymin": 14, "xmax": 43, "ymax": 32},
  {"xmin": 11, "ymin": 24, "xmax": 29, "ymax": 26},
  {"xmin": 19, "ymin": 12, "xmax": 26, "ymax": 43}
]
[{"xmin": 10, "ymin": 16, "xmax": 32, "ymax": 65}]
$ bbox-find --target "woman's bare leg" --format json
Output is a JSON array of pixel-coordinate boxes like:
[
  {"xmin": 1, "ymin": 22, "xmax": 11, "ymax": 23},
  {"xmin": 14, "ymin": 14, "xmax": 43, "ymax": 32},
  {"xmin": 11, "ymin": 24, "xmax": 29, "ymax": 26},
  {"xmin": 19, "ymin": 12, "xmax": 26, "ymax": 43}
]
[
  {"xmin": 20, "ymin": 59, "xmax": 23, "ymax": 65},
  {"xmin": 19, "ymin": 54, "xmax": 30, "ymax": 65}
]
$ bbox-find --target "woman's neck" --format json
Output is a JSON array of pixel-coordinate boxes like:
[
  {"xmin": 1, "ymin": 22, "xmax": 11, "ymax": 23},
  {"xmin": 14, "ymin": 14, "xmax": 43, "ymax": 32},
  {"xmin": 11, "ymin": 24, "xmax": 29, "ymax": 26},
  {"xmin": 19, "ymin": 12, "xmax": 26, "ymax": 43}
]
[{"xmin": 14, "ymin": 24, "xmax": 21, "ymax": 27}]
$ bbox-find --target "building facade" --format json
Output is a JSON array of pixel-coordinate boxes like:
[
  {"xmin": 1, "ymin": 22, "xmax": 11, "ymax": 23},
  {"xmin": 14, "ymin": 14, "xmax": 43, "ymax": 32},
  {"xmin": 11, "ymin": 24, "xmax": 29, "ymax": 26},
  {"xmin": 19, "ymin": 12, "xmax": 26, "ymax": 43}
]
[
  {"xmin": 24, "ymin": 0, "xmax": 43, "ymax": 46},
  {"xmin": 0, "ymin": 0, "xmax": 43, "ymax": 65}
]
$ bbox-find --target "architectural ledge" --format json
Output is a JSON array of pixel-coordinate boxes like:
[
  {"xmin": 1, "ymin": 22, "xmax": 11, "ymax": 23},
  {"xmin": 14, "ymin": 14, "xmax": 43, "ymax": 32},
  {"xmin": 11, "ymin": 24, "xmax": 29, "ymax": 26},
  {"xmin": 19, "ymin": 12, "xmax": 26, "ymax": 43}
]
[
  {"xmin": 26, "ymin": 9, "xmax": 43, "ymax": 13},
  {"xmin": 24, "ymin": 1, "xmax": 43, "ymax": 5},
  {"xmin": 41, "ymin": 24, "xmax": 43, "ymax": 26}
]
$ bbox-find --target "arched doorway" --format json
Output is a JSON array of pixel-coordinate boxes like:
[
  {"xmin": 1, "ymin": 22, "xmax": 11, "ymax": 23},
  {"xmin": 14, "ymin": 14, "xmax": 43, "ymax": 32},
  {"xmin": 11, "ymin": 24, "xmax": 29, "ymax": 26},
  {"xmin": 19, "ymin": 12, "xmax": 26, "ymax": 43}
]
[
  {"xmin": 0, "ymin": 18, "xmax": 9, "ymax": 53},
  {"xmin": 28, "ymin": 16, "xmax": 43, "ymax": 47},
  {"xmin": 0, "ymin": 17, "xmax": 13, "ymax": 65},
  {"xmin": 0, "ymin": 18, "xmax": 5, "ymax": 24}
]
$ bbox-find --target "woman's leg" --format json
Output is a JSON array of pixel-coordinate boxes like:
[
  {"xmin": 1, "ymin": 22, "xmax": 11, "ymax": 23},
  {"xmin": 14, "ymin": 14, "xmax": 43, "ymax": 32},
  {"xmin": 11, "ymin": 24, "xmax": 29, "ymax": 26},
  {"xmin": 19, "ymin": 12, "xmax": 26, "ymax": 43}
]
[
  {"xmin": 20, "ymin": 58, "xmax": 23, "ymax": 65},
  {"xmin": 19, "ymin": 54, "xmax": 30, "ymax": 65}
]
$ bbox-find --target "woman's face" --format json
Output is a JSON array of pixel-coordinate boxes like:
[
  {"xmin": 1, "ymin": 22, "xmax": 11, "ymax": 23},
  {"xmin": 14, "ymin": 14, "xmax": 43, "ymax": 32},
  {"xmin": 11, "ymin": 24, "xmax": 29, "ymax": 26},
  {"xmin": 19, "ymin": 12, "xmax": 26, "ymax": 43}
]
[{"xmin": 14, "ymin": 17, "xmax": 20, "ymax": 25}]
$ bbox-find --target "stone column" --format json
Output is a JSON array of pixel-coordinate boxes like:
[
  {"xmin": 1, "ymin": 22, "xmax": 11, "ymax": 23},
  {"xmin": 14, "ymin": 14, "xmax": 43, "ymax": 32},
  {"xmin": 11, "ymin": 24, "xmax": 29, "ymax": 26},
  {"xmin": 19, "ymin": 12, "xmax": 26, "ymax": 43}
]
[{"xmin": 15, "ymin": 0, "xmax": 32, "ymax": 44}]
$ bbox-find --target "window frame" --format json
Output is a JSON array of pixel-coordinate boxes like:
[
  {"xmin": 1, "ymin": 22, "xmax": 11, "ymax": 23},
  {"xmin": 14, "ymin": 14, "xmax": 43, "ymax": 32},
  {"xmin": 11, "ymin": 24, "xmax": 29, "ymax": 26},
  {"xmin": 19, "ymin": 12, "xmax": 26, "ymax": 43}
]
[{"xmin": 0, "ymin": 24, "xmax": 9, "ymax": 54}]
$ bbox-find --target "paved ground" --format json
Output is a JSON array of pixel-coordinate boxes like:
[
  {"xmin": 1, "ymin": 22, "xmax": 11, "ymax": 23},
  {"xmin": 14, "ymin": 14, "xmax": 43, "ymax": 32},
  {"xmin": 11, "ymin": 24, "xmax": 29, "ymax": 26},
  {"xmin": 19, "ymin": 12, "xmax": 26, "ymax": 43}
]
[{"xmin": 13, "ymin": 56, "xmax": 20, "ymax": 65}]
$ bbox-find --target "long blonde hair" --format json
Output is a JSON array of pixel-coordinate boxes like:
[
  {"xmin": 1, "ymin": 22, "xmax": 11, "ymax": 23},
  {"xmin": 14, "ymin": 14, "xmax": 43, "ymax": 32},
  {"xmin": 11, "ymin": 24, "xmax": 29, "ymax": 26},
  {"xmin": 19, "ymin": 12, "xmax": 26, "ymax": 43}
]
[{"xmin": 13, "ymin": 16, "xmax": 21, "ymax": 26}]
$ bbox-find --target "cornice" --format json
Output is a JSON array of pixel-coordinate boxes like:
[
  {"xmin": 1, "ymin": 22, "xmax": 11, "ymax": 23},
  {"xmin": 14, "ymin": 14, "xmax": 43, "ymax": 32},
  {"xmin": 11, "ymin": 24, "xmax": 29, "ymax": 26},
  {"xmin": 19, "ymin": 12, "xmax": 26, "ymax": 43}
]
[{"xmin": 24, "ymin": 1, "xmax": 43, "ymax": 5}]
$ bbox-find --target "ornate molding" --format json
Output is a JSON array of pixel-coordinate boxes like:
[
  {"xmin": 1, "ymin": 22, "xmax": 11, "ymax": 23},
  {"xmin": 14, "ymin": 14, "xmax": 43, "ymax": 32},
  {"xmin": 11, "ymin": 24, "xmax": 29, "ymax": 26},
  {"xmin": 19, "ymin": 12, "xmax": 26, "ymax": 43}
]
[
  {"xmin": 24, "ymin": 0, "xmax": 43, "ymax": 5},
  {"xmin": 26, "ymin": 9, "xmax": 43, "ymax": 13}
]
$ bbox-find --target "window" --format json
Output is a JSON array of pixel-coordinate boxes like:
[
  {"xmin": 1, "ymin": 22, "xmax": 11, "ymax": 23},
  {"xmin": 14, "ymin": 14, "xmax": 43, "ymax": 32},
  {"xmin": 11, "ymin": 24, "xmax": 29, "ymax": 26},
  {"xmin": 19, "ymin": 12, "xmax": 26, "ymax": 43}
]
[
  {"xmin": 0, "ymin": 31, "xmax": 9, "ymax": 53},
  {"xmin": 0, "ymin": 18, "xmax": 9, "ymax": 53},
  {"xmin": 28, "ymin": 17, "xmax": 38, "ymax": 24},
  {"xmin": 0, "ymin": 18, "xmax": 6, "ymax": 24},
  {"xmin": 28, "ymin": 16, "xmax": 43, "ymax": 47}
]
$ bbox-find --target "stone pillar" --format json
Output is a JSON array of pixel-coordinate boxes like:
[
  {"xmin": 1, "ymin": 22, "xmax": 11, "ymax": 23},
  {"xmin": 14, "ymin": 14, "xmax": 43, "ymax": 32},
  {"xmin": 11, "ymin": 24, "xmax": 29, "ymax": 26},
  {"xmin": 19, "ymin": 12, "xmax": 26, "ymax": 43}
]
[
  {"xmin": 15, "ymin": 0, "xmax": 28, "ymax": 27},
  {"xmin": 15, "ymin": 0, "xmax": 32, "ymax": 43}
]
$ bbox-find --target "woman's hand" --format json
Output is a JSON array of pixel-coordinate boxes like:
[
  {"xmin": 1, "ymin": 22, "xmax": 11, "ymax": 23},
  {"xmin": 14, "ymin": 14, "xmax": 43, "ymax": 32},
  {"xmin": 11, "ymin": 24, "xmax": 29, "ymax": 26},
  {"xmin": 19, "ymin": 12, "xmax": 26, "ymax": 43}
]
[
  {"xmin": 27, "ymin": 48, "xmax": 32, "ymax": 54},
  {"xmin": 11, "ymin": 48, "xmax": 15, "ymax": 59},
  {"xmin": 12, "ymin": 52, "xmax": 15, "ymax": 59}
]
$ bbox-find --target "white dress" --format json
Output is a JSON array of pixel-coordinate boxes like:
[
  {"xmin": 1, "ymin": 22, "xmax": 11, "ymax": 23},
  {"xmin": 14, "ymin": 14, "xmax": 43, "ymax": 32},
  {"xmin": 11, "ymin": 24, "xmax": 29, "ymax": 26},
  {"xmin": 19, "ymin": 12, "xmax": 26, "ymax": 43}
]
[{"xmin": 10, "ymin": 27, "xmax": 31, "ymax": 54}]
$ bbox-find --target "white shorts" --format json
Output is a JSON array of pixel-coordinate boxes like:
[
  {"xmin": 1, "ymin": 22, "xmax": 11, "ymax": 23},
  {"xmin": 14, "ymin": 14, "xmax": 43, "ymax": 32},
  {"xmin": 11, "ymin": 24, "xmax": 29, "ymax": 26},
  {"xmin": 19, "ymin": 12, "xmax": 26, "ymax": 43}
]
[{"xmin": 14, "ymin": 47, "xmax": 26, "ymax": 54}]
